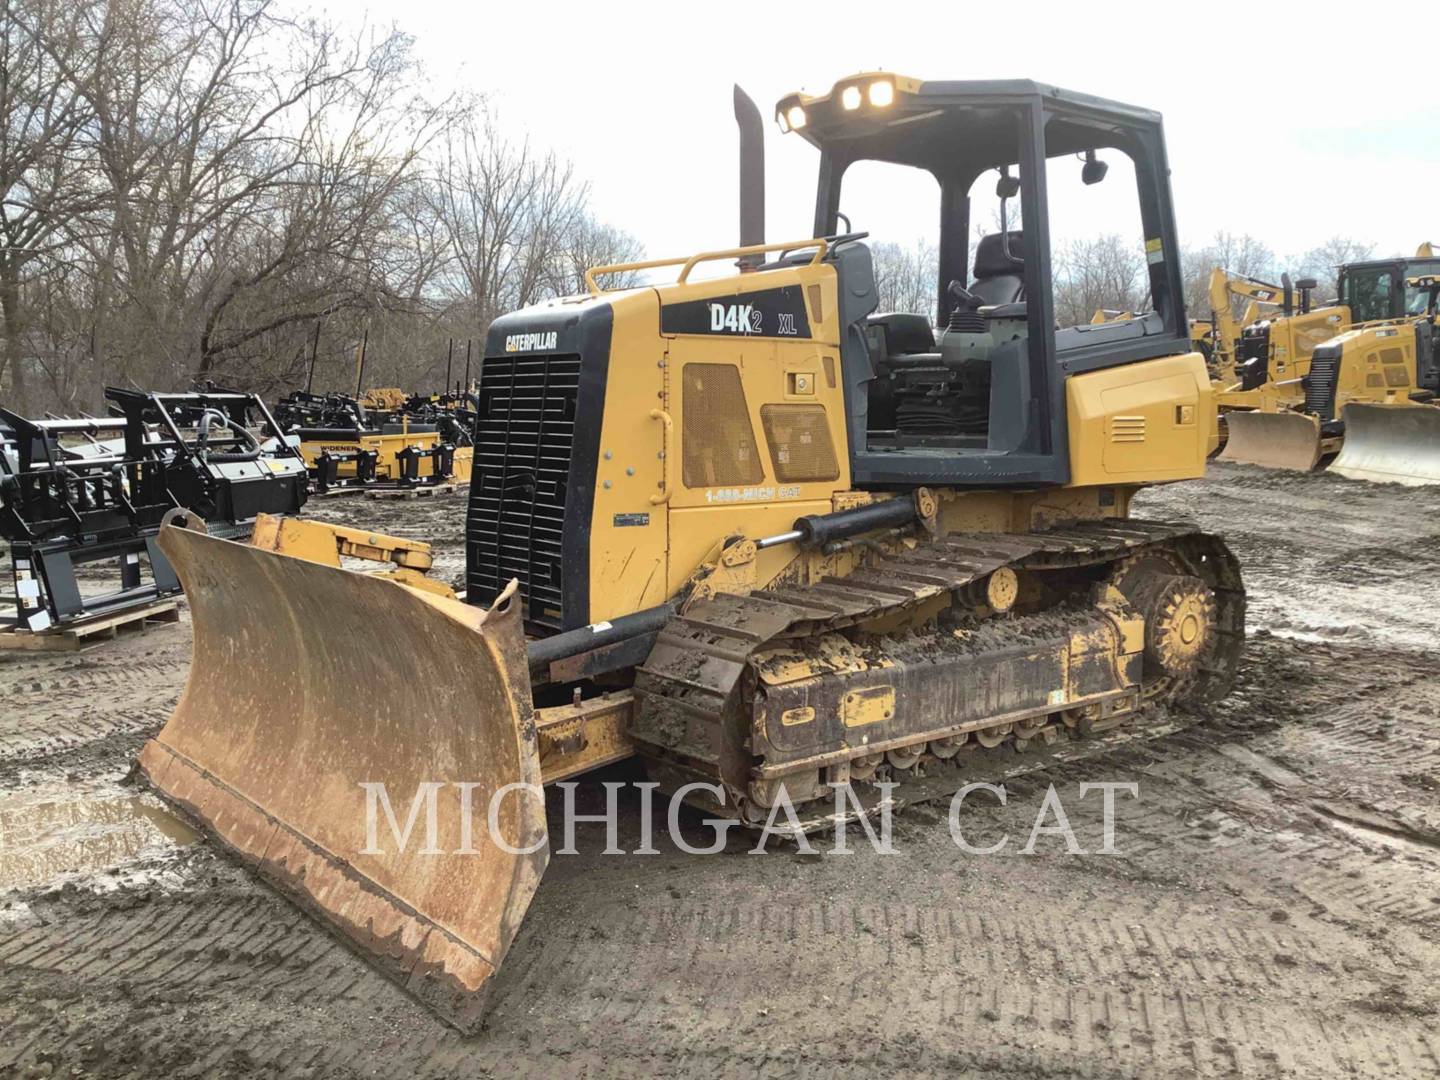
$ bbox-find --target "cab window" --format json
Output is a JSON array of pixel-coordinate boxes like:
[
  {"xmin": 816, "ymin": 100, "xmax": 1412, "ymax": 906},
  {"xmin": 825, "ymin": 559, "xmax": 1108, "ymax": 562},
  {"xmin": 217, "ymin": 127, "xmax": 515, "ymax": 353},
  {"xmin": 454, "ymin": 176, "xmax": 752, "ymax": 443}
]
[{"xmin": 1343, "ymin": 268, "xmax": 1394, "ymax": 322}]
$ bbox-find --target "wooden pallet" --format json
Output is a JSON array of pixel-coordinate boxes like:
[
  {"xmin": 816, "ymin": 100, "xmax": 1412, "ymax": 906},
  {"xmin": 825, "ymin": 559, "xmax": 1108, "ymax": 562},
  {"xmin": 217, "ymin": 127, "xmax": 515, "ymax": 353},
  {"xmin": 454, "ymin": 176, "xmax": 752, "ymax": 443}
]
[
  {"xmin": 365, "ymin": 483, "xmax": 458, "ymax": 501},
  {"xmin": 311, "ymin": 485, "xmax": 371, "ymax": 499},
  {"xmin": 0, "ymin": 599, "xmax": 182, "ymax": 653}
]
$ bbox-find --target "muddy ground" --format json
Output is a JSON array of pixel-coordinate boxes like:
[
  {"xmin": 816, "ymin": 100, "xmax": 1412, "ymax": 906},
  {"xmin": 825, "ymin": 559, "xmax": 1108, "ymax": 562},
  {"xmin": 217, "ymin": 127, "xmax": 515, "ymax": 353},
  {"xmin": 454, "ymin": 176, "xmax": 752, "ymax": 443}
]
[{"xmin": 3, "ymin": 463, "xmax": 1440, "ymax": 1078}]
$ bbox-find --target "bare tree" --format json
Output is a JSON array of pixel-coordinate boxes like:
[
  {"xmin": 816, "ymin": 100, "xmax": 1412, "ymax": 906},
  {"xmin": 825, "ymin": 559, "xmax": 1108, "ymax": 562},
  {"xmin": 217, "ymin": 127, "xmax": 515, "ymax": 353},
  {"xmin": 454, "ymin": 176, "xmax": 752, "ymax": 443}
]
[
  {"xmin": 871, "ymin": 238, "xmax": 936, "ymax": 317},
  {"xmin": 549, "ymin": 214, "xmax": 644, "ymax": 296},
  {"xmin": 1052, "ymin": 234, "xmax": 1147, "ymax": 327},
  {"xmin": 1293, "ymin": 236, "xmax": 1376, "ymax": 297},
  {"xmin": 0, "ymin": 0, "xmax": 108, "ymax": 412}
]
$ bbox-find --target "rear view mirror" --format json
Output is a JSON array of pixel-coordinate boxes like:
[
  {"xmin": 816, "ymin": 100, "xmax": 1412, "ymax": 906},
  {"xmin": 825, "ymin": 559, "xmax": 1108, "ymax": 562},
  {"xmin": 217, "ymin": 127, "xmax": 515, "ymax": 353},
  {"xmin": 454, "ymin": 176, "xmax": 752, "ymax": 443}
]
[{"xmin": 995, "ymin": 168, "xmax": 1020, "ymax": 199}]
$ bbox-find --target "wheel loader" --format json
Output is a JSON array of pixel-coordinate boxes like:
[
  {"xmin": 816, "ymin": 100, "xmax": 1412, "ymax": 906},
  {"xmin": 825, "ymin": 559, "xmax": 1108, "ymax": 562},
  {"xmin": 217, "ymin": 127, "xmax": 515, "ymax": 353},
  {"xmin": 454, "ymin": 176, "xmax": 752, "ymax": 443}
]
[
  {"xmin": 1219, "ymin": 247, "xmax": 1440, "ymax": 470},
  {"xmin": 137, "ymin": 75, "xmax": 1246, "ymax": 1032}
]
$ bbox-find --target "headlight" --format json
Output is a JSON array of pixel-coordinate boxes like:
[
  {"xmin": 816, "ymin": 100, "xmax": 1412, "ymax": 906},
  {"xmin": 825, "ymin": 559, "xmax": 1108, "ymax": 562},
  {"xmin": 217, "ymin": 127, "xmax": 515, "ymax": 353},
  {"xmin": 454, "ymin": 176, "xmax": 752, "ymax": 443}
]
[
  {"xmin": 775, "ymin": 109, "xmax": 790, "ymax": 133},
  {"xmin": 841, "ymin": 86, "xmax": 862, "ymax": 110},
  {"xmin": 868, "ymin": 80, "xmax": 895, "ymax": 107},
  {"xmin": 786, "ymin": 105, "xmax": 807, "ymax": 130}
]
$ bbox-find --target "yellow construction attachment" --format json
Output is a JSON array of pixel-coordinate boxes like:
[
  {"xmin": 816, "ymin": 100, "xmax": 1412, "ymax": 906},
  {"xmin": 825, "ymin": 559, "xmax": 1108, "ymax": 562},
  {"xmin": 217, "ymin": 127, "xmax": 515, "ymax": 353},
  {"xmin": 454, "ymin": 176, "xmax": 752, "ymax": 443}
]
[
  {"xmin": 248, "ymin": 512, "xmax": 453, "ymax": 596},
  {"xmin": 1331, "ymin": 402, "xmax": 1440, "ymax": 485},
  {"xmin": 138, "ymin": 521, "xmax": 548, "ymax": 1032},
  {"xmin": 1217, "ymin": 410, "xmax": 1324, "ymax": 472}
]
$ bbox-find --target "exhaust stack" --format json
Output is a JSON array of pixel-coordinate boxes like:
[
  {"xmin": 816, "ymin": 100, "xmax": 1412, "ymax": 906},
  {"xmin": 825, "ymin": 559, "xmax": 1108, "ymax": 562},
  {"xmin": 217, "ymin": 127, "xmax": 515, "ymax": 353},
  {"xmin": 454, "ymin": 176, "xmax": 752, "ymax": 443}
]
[{"xmin": 733, "ymin": 85, "xmax": 765, "ymax": 268}]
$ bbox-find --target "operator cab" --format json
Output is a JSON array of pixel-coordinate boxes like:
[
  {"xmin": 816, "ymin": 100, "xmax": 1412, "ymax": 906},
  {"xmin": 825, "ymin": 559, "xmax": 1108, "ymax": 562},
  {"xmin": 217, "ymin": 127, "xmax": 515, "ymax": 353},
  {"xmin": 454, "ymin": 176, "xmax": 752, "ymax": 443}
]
[
  {"xmin": 1338, "ymin": 257, "xmax": 1440, "ymax": 323},
  {"xmin": 775, "ymin": 75, "xmax": 1192, "ymax": 486}
]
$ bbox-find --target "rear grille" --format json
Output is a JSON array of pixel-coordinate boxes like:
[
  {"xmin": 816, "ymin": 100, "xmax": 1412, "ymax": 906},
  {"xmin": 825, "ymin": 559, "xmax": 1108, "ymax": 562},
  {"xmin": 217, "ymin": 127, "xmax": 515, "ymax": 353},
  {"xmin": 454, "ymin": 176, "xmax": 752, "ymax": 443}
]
[
  {"xmin": 466, "ymin": 354, "xmax": 581, "ymax": 629},
  {"xmin": 1304, "ymin": 349, "xmax": 1342, "ymax": 420}
]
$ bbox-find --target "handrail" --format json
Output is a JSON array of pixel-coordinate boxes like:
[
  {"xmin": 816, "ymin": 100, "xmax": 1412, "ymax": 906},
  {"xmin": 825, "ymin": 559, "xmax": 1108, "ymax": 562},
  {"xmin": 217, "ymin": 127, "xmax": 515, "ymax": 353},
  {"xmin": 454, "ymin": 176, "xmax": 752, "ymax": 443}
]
[
  {"xmin": 649, "ymin": 408, "xmax": 673, "ymax": 505},
  {"xmin": 585, "ymin": 238, "xmax": 830, "ymax": 296}
]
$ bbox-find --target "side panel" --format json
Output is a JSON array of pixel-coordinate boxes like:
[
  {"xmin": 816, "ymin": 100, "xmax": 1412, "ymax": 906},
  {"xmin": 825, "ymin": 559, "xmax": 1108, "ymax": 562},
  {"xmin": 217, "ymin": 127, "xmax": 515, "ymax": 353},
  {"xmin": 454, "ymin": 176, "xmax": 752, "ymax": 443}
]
[
  {"xmin": 654, "ymin": 263, "xmax": 851, "ymax": 596},
  {"xmin": 1067, "ymin": 352, "xmax": 1210, "ymax": 485},
  {"xmin": 585, "ymin": 291, "xmax": 671, "ymax": 623}
]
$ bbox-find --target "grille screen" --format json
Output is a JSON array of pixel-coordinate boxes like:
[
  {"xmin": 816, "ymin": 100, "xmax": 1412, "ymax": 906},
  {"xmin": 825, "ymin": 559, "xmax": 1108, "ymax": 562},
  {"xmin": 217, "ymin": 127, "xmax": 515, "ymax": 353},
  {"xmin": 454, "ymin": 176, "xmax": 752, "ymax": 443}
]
[
  {"xmin": 682, "ymin": 364, "xmax": 764, "ymax": 487},
  {"xmin": 1304, "ymin": 352, "xmax": 1341, "ymax": 420},
  {"xmin": 761, "ymin": 404, "xmax": 840, "ymax": 482},
  {"xmin": 466, "ymin": 354, "xmax": 580, "ymax": 628}
]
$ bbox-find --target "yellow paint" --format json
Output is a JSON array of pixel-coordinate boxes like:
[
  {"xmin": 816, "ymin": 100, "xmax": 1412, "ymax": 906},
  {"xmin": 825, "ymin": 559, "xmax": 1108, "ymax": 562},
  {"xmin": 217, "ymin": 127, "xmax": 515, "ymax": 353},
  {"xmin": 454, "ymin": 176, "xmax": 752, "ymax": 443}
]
[
  {"xmin": 842, "ymin": 685, "xmax": 896, "ymax": 727},
  {"xmin": 1067, "ymin": 353, "xmax": 1211, "ymax": 485}
]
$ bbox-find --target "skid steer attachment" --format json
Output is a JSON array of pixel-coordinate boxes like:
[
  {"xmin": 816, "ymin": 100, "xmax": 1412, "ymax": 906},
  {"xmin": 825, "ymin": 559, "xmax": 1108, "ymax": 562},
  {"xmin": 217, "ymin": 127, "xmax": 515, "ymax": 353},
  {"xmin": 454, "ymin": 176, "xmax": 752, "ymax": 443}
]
[
  {"xmin": 1218, "ymin": 409, "xmax": 1324, "ymax": 471},
  {"xmin": 137, "ymin": 522, "xmax": 548, "ymax": 1032},
  {"xmin": 1332, "ymin": 402, "xmax": 1440, "ymax": 485}
]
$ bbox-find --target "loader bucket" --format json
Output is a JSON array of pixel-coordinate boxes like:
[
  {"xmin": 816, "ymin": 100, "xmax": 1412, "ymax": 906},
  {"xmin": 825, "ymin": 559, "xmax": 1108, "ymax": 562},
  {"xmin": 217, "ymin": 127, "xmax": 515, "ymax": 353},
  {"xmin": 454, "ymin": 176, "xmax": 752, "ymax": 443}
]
[
  {"xmin": 1218, "ymin": 410, "xmax": 1324, "ymax": 472},
  {"xmin": 1332, "ymin": 402, "xmax": 1440, "ymax": 485},
  {"xmin": 137, "ymin": 523, "xmax": 547, "ymax": 1032}
]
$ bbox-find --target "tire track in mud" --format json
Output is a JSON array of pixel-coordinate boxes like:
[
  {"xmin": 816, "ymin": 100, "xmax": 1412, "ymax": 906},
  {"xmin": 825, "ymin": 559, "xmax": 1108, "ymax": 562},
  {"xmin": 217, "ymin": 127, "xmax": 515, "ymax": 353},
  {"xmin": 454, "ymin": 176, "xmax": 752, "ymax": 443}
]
[
  {"xmin": 6, "ymin": 636, "xmax": 1440, "ymax": 1078},
  {"xmin": 0, "ymin": 624, "xmax": 189, "ymax": 767},
  {"xmin": 1137, "ymin": 463, "xmax": 1440, "ymax": 649}
]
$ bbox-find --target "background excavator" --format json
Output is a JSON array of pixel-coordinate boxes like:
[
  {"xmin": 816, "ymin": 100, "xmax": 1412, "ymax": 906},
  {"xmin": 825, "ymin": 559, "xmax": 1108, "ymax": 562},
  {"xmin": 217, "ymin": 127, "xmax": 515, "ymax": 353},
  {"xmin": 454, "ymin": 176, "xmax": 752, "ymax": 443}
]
[
  {"xmin": 138, "ymin": 75, "xmax": 1246, "ymax": 1031},
  {"xmin": 1219, "ymin": 245, "xmax": 1440, "ymax": 471},
  {"xmin": 1091, "ymin": 265, "xmax": 1286, "ymax": 382}
]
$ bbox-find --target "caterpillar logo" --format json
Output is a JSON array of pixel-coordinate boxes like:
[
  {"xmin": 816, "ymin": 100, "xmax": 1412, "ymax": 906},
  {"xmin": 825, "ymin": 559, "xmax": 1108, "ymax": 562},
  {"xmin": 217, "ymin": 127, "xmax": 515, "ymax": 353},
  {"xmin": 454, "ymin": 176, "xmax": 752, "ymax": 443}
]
[
  {"xmin": 709, "ymin": 303, "xmax": 761, "ymax": 334},
  {"xmin": 505, "ymin": 331, "xmax": 559, "ymax": 353}
]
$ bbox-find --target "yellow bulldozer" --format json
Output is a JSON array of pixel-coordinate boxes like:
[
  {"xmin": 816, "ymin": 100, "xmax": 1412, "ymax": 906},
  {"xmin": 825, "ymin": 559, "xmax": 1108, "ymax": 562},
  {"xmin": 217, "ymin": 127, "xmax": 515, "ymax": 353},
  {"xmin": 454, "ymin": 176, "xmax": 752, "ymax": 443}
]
[
  {"xmin": 1232, "ymin": 274, "xmax": 1440, "ymax": 482},
  {"xmin": 138, "ymin": 75, "xmax": 1247, "ymax": 1031},
  {"xmin": 1219, "ymin": 247, "xmax": 1440, "ymax": 471}
]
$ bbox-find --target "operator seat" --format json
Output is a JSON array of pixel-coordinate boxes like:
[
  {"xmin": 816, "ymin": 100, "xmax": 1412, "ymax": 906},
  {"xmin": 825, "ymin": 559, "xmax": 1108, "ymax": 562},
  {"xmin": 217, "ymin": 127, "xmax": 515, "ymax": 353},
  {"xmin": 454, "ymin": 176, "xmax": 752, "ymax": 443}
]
[{"xmin": 971, "ymin": 231, "xmax": 1025, "ymax": 306}]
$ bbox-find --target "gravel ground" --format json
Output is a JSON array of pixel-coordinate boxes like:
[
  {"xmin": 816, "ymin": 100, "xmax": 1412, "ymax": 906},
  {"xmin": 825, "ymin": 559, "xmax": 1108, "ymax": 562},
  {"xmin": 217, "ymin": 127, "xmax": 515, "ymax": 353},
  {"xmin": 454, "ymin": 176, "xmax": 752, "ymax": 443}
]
[{"xmin": 3, "ymin": 463, "xmax": 1440, "ymax": 1078}]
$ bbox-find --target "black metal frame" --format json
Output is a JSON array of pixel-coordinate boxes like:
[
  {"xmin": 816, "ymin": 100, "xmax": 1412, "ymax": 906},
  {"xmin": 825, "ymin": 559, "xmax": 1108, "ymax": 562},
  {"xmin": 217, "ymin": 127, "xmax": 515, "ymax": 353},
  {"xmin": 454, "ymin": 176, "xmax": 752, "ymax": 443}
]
[
  {"xmin": 394, "ymin": 442, "xmax": 456, "ymax": 488},
  {"xmin": 1, "ymin": 387, "xmax": 306, "ymax": 632}
]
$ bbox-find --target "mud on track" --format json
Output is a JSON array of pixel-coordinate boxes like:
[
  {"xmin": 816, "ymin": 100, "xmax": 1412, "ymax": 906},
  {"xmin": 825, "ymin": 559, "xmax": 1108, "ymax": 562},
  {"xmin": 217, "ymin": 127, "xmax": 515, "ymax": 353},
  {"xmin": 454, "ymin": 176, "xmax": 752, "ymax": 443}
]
[{"xmin": 4, "ymin": 468, "xmax": 1440, "ymax": 1079}]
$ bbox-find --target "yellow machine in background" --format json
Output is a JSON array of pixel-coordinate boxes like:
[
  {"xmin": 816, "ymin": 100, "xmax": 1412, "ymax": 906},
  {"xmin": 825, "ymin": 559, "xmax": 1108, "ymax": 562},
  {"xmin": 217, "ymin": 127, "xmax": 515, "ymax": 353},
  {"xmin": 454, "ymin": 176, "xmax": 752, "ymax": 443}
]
[
  {"xmin": 1321, "ymin": 276, "xmax": 1440, "ymax": 482},
  {"xmin": 358, "ymin": 387, "xmax": 408, "ymax": 411},
  {"xmin": 1202, "ymin": 267, "xmax": 1299, "ymax": 383},
  {"xmin": 294, "ymin": 423, "xmax": 457, "ymax": 487},
  {"xmin": 1221, "ymin": 254, "xmax": 1440, "ymax": 472},
  {"xmin": 139, "ymin": 75, "xmax": 1246, "ymax": 1030},
  {"xmin": 1096, "ymin": 266, "xmax": 1298, "ymax": 385}
]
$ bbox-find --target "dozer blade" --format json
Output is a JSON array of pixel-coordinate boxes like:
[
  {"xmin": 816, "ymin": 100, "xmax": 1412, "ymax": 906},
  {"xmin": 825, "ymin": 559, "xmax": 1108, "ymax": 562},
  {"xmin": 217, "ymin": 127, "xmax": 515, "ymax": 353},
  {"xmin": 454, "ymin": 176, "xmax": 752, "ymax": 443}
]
[
  {"xmin": 137, "ymin": 523, "xmax": 547, "ymax": 1032},
  {"xmin": 1217, "ymin": 410, "xmax": 1324, "ymax": 471},
  {"xmin": 1332, "ymin": 402, "xmax": 1440, "ymax": 485}
]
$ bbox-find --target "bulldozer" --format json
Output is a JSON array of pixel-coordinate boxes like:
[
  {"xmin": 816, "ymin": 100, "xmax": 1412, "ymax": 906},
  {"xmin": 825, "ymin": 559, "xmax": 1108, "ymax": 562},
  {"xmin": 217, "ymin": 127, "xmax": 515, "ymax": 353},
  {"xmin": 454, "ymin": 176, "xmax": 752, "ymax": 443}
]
[
  {"xmin": 1321, "ymin": 275, "xmax": 1440, "ymax": 483},
  {"xmin": 1220, "ymin": 247, "xmax": 1440, "ymax": 470},
  {"xmin": 137, "ymin": 75, "xmax": 1246, "ymax": 1031}
]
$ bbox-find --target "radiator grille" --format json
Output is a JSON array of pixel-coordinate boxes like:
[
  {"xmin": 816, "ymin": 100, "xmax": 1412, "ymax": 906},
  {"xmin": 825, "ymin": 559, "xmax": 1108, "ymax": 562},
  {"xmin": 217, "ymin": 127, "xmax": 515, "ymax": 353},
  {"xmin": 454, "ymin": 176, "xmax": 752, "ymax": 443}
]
[
  {"xmin": 466, "ymin": 354, "xmax": 581, "ymax": 628},
  {"xmin": 1304, "ymin": 350, "xmax": 1342, "ymax": 420}
]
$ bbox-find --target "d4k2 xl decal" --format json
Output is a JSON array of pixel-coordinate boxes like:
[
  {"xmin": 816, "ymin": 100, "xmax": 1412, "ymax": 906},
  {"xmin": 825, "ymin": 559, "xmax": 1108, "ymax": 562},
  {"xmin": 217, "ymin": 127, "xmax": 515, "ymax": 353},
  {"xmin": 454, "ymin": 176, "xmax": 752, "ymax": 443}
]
[{"xmin": 660, "ymin": 285, "xmax": 812, "ymax": 338}]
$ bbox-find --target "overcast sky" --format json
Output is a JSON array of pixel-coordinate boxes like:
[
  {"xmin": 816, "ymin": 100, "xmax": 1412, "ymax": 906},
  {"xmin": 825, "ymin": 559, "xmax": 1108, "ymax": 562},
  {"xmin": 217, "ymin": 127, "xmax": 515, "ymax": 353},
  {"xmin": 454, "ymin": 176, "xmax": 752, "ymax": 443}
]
[{"xmin": 357, "ymin": 0, "xmax": 1438, "ymax": 267}]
